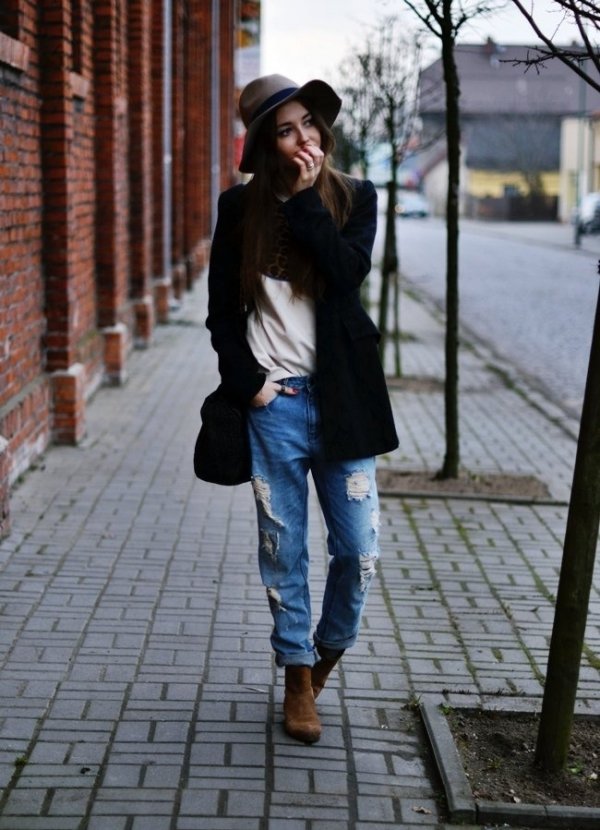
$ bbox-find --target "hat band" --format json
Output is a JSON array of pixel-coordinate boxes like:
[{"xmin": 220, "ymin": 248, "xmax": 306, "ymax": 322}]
[{"xmin": 250, "ymin": 87, "xmax": 298, "ymax": 123}]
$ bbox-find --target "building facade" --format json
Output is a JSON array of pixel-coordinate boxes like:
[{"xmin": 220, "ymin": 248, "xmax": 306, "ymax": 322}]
[
  {"xmin": 0, "ymin": 0, "xmax": 238, "ymax": 535},
  {"xmin": 560, "ymin": 114, "xmax": 600, "ymax": 222},
  {"xmin": 418, "ymin": 40, "xmax": 600, "ymax": 220}
]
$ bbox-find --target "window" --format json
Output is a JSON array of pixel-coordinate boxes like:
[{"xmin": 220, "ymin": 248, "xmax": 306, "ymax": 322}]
[
  {"xmin": 71, "ymin": 0, "xmax": 83, "ymax": 74},
  {"xmin": 0, "ymin": 0, "xmax": 29, "ymax": 73},
  {"xmin": 0, "ymin": 0, "xmax": 19, "ymax": 39}
]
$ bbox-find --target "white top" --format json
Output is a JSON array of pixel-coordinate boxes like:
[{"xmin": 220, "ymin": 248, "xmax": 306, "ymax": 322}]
[{"xmin": 246, "ymin": 274, "xmax": 316, "ymax": 383}]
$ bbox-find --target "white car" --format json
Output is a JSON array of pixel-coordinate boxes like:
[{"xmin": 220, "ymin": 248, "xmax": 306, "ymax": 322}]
[
  {"xmin": 574, "ymin": 192, "xmax": 600, "ymax": 235},
  {"xmin": 395, "ymin": 191, "xmax": 430, "ymax": 218}
]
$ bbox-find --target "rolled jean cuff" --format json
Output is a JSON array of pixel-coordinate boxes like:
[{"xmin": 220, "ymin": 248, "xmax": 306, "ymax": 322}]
[
  {"xmin": 275, "ymin": 649, "xmax": 317, "ymax": 668},
  {"xmin": 314, "ymin": 634, "xmax": 356, "ymax": 655}
]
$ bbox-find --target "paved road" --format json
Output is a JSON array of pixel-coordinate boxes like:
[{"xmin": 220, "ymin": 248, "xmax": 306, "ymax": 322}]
[{"xmin": 394, "ymin": 216, "xmax": 600, "ymax": 416}]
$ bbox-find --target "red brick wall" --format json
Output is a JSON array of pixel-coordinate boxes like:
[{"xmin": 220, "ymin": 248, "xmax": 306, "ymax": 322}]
[
  {"xmin": 0, "ymin": 0, "xmax": 238, "ymax": 536},
  {"xmin": 0, "ymin": 1, "xmax": 51, "ymax": 510},
  {"xmin": 0, "ymin": 4, "xmax": 44, "ymax": 403},
  {"xmin": 39, "ymin": 0, "xmax": 103, "ymax": 440},
  {"xmin": 40, "ymin": 1, "xmax": 102, "ymax": 375}
]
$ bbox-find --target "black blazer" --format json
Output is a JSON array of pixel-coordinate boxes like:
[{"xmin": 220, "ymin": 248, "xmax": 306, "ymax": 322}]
[{"xmin": 206, "ymin": 178, "xmax": 399, "ymax": 462}]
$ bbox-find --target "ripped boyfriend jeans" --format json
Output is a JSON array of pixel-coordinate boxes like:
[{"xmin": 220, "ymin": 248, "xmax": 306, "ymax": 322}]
[{"xmin": 246, "ymin": 375, "xmax": 380, "ymax": 668}]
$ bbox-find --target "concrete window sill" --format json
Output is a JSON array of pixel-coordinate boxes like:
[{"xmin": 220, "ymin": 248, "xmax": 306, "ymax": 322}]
[
  {"xmin": 0, "ymin": 31, "xmax": 29, "ymax": 72},
  {"xmin": 70, "ymin": 71, "xmax": 90, "ymax": 100}
]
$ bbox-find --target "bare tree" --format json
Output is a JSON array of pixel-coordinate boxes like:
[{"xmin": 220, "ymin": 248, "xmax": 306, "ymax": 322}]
[
  {"xmin": 340, "ymin": 19, "xmax": 421, "ymax": 375},
  {"xmin": 371, "ymin": 20, "xmax": 421, "ymax": 375},
  {"xmin": 399, "ymin": 0, "xmax": 500, "ymax": 478},
  {"xmin": 336, "ymin": 55, "xmax": 383, "ymax": 181},
  {"xmin": 534, "ymin": 283, "xmax": 600, "ymax": 773},
  {"xmin": 335, "ymin": 52, "xmax": 386, "ymax": 310},
  {"xmin": 508, "ymin": 0, "xmax": 600, "ymax": 775}
]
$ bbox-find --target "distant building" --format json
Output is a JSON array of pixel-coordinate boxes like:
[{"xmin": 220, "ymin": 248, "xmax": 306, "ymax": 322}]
[
  {"xmin": 0, "ymin": 1, "xmax": 239, "ymax": 536},
  {"xmin": 560, "ymin": 111, "xmax": 600, "ymax": 221},
  {"xmin": 418, "ymin": 39, "xmax": 600, "ymax": 220}
]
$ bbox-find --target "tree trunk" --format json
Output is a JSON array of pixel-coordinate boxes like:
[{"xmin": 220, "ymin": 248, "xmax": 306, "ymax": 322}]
[
  {"xmin": 378, "ymin": 179, "xmax": 399, "ymax": 365},
  {"xmin": 535, "ymin": 275, "xmax": 600, "ymax": 771},
  {"xmin": 359, "ymin": 149, "xmax": 371, "ymax": 309},
  {"xmin": 393, "ymin": 268, "xmax": 402, "ymax": 377},
  {"xmin": 438, "ymin": 17, "xmax": 461, "ymax": 479}
]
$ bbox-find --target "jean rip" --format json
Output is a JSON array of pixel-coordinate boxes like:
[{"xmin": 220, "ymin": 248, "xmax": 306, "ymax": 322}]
[
  {"xmin": 359, "ymin": 553, "xmax": 378, "ymax": 592},
  {"xmin": 267, "ymin": 586, "xmax": 286, "ymax": 612},
  {"xmin": 345, "ymin": 470, "xmax": 372, "ymax": 502},
  {"xmin": 252, "ymin": 476, "xmax": 284, "ymax": 527}
]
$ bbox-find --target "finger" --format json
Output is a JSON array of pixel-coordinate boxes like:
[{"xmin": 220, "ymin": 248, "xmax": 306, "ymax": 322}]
[
  {"xmin": 304, "ymin": 150, "xmax": 316, "ymax": 170},
  {"xmin": 292, "ymin": 156, "xmax": 312, "ymax": 176},
  {"xmin": 296, "ymin": 150, "xmax": 316, "ymax": 168}
]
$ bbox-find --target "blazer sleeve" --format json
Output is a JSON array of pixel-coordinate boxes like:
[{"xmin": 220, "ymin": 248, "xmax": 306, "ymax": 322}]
[
  {"xmin": 280, "ymin": 178, "xmax": 377, "ymax": 298},
  {"xmin": 205, "ymin": 186, "xmax": 266, "ymax": 404}
]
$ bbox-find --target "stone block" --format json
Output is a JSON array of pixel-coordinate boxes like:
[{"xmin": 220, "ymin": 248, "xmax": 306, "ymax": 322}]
[
  {"xmin": 103, "ymin": 323, "xmax": 129, "ymax": 386},
  {"xmin": 134, "ymin": 294, "xmax": 155, "ymax": 348},
  {"xmin": 51, "ymin": 363, "xmax": 86, "ymax": 445},
  {"xmin": 172, "ymin": 261, "xmax": 187, "ymax": 300},
  {"xmin": 153, "ymin": 278, "xmax": 171, "ymax": 324}
]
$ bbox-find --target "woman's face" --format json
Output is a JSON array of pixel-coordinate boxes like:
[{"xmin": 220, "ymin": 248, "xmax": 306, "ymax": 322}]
[{"xmin": 274, "ymin": 100, "xmax": 322, "ymax": 173}]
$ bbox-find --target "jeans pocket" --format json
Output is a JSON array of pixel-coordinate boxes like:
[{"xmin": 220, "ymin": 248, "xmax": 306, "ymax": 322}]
[{"xmin": 250, "ymin": 392, "xmax": 281, "ymax": 414}]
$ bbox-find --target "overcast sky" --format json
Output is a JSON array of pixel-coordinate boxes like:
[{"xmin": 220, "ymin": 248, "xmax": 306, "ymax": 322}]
[{"xmin": 261, "ymin": 0, "xmax": 585, "ymax": 84}]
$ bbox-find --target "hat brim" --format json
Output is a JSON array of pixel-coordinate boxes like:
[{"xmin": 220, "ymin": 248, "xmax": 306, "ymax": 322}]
[{"xmin": 238, "ymin": 79, "xmax": 342, "ymax": 174}]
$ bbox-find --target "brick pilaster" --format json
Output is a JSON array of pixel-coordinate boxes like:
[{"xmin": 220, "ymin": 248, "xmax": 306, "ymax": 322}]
[
  {"xmin": 128, "ymin": 0, "xmax": 155, "ymax": 347},
  {"xmin": 219, "ymin": 0, "xmax": 236, "ymax": 191},
  {"xmin": 185, "ymin": 0, "xmax": 213, "ymax": 287},
  {"xmin": 39, "ymin": 0, "xmax": 101, "ymax": 443},
  {"xmin": 151, "ymin": 0, "xmax": 171, "ymax": 304},
  {"xmin": 94, "ymin": 0, "xmax": 132, "ymax": 350}
]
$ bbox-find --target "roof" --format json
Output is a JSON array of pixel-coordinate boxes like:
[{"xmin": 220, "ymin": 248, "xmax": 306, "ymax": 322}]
[{"xmin": 420, "ymin": 40, "xmax": 600, "ymax": 116}]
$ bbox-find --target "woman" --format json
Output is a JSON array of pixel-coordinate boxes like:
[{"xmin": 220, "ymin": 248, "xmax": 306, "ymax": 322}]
[{"xmin": 206, "ymin": 74, "xmax": 398, "ymax": 743}]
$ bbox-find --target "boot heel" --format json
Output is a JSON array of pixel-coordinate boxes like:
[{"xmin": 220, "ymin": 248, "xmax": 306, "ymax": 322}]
[{"xmin": 284, "ymin": 666, "xmax": 321, "ymax": 743}]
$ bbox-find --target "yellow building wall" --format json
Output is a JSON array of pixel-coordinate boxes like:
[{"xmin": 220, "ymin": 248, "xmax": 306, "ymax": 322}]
[{"xmin": 468, "ymin": 170, "xmax": 560, "ymax": 198}]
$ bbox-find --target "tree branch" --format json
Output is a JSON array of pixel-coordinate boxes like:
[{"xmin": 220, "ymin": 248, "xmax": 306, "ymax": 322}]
[{"xmin": 509, "ymin": 0, "xmax": 600, "ymax": 93}]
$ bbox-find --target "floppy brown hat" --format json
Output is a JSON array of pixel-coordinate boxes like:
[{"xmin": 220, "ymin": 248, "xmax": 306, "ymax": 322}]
[{"xmin": 238, "ymin": 73, "xmax": 342, "ymax": 173}]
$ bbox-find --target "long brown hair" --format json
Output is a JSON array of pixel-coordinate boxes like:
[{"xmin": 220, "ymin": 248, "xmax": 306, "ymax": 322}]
[{"xmin": 240, "ymin": 100, "xmax": 354, "ymax": 308}]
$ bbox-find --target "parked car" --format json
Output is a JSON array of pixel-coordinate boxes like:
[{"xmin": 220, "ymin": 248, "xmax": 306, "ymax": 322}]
[
  {"xmin": 574, "ymin": 192, "xmax": 600, "ymax": 236},
  {"xmin": 395, "ymin": 190, "xmax": 430, "ymax": 218}
]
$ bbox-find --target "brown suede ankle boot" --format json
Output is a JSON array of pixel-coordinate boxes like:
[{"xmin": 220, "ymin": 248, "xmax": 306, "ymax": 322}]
[
  {"xmin": 311, "ymin": 648, "xmax": 344, "ymax": 700},
  {"xmin": 283, "ymin": 666, "xmax": 321, "ymax": 743}
]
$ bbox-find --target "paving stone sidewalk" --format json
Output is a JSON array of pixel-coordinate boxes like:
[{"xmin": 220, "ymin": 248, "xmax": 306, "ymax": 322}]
[{"xmin": 0, "ymin": 266, "xmax": 598, "ymax": 830}]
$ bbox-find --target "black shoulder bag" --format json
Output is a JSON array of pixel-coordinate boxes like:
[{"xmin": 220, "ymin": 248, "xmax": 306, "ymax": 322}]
[{"xmin": 193, "ymin": 385, "xmax": 251, "ymax": 486}]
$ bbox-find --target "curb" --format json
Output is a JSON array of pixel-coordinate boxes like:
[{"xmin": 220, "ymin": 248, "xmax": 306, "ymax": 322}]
[
  {"xmin": 420, "ymin": 699, "xmax": 600, "ymax": 829},
  {"xmin": 377, "ymin": 487, "xmax": 568, "ymax": 507},
  {"xmin": 420, "ymin": 699, "xmax": 476, "ymax": 824}
]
